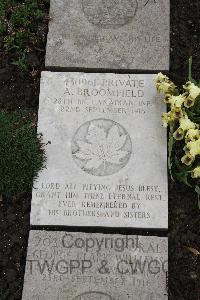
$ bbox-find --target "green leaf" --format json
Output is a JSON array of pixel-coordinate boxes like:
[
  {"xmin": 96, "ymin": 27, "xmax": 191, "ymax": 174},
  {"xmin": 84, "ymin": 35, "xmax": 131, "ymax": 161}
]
[
  {"xmin": 11, "ymin": 51, "xmax": 28, "ymax": 70},
  {"xmin": 188, "ymin": 56, "xmax": 198, "ymax": 84},
  {"xmin": 175, "ymin": 171, "xmax": 192, "ymax": 188},
  {"xmin": 185, "ymin": 101, "xmax": 200, "ymax": 123},
  {"xmin": 174, "ymin": 156, "xmax": 192, "ymax": 187}
]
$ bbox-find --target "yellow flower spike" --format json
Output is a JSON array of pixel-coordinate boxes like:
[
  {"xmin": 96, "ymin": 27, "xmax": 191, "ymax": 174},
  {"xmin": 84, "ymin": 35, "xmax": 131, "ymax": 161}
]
[
  {"xmin": 183, "ymin": 81, "xmax": 200, "ymax": 100},
  {"xmin": 173, "ymin": 114, "xmax": 198, "ymax": 140},
  {"xmin": 181, "ymin": 154, "xmax": 195, "ymax": 166},
  {"xmin": 184, "ymin": 96, "xmax": 196, "ymax": 108},
  {"xmin": 179, "ymin": 114, "xmax": 197, "ymax": 132},
  {"xmin": 185, "ymin": 139, "xmax": 200, "ymax": 158},
  {"xmin": 185, "ymin": 129, "xmax": 200, "ymax": 143},
  {"xmin": 173, "ymin": 128, "xmax": 184, "ymax": 140},
  {"xmin": 191, "ymin": 166, "xmax": 200, "ymax": 179}
]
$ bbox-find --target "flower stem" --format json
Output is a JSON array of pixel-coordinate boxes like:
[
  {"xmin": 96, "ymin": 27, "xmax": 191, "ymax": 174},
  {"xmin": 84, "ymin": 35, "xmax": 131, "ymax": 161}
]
[
  {"xmin": 168, "ymin": 124, "xmax": 175, "ymax": 181},
  {"xmin": 188, "ymin": 56, "xmax": 192, "ymax": 82}
]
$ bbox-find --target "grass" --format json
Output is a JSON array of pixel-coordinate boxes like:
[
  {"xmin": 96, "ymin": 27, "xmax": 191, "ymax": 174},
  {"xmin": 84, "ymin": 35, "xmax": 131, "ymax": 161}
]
[
  {"xmin": 0, "ymin": 110, "xmax": 46, "ymax": 198},
  {"xmin": 0, "ymin": 0, "xmax": 44, "ymax": 70}
]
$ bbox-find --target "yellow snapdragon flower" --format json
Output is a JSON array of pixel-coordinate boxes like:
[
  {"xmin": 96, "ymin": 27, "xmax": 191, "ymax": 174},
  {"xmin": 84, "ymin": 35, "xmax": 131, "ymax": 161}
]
[
  {"xmin": 184, "ymin": 139, "xmax": 200, "ymax": 158},
  {"xmin": 161, "ymin": 112, "xmax": 173, "ymax": 128},
  {"xmin": 155, "ymin": 72, "xmax": 169, "ymax": 82},
  {"xmin": 183, "ymin": 81, "xmax": 200, "ymax": 108},
  {"xmin": 164, "ymin": 94, "xmax": 172, "ymax": 104},
  {"xmin": 161, "ymin": 108, "xmax": 183, "ymax": 128},
  {"xmin": 191, "ymin": 166, "xmax": 200, "ymax": 179},
  {"xmin": 185, "ymin": 129, "xmax": 200, "ymax": 143},
  {"xmin": 173, "ymin": 128, "xmax": 184, "ymax": 140},
  {"xmin": 155, "ymin": 72, "xmax": 176, "ymax": 94},
  {"xmin": 156, "ymin": 82, "xmax": 173, "ymax": 94},
  {"xmin": 181, "ymin": 154, "xmax": 195, "ymax": 166},
  {"xmin": 179, "ymin": 114, "xmax": 197, "ymax": 132},
  {"xmin": 184, "ymin": 97, "xmax": 196, "ymax": 108},
  {"xmin": 184, "ymin": 81, "xmax": 200, "ymax": 100},
  {"xmin": 173, "ymin": 114, "xmax": 197, "ymax": 140},
  {"xmin": 172, "ymin": 107, "xmax": 183, "ymax": 120},
  {"xmin": 165, "ymin": 94, "xmax": 187, "ymax": 110},
  {"xmin": 169, "ymin": 95, "xmax": 186, "ymax": 108}
]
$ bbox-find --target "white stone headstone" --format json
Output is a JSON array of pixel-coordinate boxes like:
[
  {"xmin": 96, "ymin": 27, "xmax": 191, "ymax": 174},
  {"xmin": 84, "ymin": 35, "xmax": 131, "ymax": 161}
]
[
  {"xmin": 45, "ymin": 0, "xmax": 170, "ymax": 70},
  {"xmin": 30, "ymin": 71, "xmax": 168, "ymax": 229},
  {"xmin": 22, "ymin": 230, "xmax": 168, "ymax": 300}
]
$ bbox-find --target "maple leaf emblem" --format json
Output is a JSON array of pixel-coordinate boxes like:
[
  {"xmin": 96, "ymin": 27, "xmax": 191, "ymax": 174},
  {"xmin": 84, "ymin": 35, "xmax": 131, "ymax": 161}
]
[{"xmin": 74, "ymin": 123, "xmax": 129, "ymax": 173}]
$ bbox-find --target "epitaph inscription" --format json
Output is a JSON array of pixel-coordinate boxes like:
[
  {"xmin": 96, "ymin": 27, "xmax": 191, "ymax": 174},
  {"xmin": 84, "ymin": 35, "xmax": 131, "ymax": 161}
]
[
  {"xmin": 73, "ymin": 292, "xmax": 115, "ymax": 300},
  {"xmin": 30, "ymin": 72, "xmax": 168, "ymax": 228},
  {"xmin": 45, "ymin": 0, "xmax": 170, "ymax": 69},
  {"xmin": 22, "ymin": 231, "xmax": 168, "ymax": 300}
]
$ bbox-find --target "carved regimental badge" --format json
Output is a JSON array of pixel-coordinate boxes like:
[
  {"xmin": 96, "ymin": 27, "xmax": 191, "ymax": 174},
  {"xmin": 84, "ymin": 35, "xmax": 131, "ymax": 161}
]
[
  {"xmin": 72, "ymin": 119, "xmax": 132, "ymax": 176},
  {"xmin": 82, "ymin": 0, "xmax": 138, "ymax": 28},
  {"xmin": 72, "ymin": 292, "xmax": 116, "ymax": 300}
]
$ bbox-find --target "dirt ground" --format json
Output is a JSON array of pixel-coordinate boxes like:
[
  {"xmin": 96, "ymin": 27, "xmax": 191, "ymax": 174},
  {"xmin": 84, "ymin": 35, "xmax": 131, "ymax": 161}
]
[{"xmin": 0, "ymin": 0, "xmax": 200, "ymax": 299}]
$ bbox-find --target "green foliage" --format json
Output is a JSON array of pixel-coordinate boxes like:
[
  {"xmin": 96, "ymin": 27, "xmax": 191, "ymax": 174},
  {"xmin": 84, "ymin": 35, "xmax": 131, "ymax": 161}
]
[
  {"xmin": 10, "ymin": 0, "xmax": 43, "ymax": 30},
  {"xmin": 11, "ymin": 51, "xmax": 28, "ymax": 70},
  {"xmin": 0, "ymin": 288, "xmax": 9, "ymax": 300},
  {"xmin": 174, "ymin": 156, "xmax": 192, "ymax": 187},
  {"xmin": 0, "ymin": 110, "xmax": 46, "ymax": 198},
  {"xmin": 0, "ymin": 0, "xmax": 7, "ymax": 17},
  {"xmin": 185, "ymin": 96, "xmax": 200, "ymax": 125},
  {"xmin": 4, "ymin": 31, "xmax": 31, "ymax": 51},
  {"xmin": 0, "ymin": 0, "xmax": 44, "ymax": 69},
  {"xmin": 0, "ymin": 21, "xmax": 7, "ymax": 34}
]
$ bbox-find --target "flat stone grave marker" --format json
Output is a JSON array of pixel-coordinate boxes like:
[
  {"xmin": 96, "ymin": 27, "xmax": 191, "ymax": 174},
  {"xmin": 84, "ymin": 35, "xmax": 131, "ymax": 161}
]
[
  {"xmin": 45, "ymin": 0, "xmax": 170, "ymax": 70},
  {"xmin": 22, "ymin": 230, "xmax": 168, "ymax": 300},
  {"xmin": 31, "ymin": 71, "xmax": 168, "ymax": 229}
]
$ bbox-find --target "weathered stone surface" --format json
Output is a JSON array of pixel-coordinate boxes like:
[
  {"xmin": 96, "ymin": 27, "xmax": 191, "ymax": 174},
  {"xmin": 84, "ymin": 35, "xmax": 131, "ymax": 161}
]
[
  {"xmin": 22, "ymin": 230, "xmax": 168, "ymax": 300},
  {"xmin": 45, "ymin": 0, "xmax": 170, "ymax": 70},
  {"xmin": 30, "ymin": 71, "xmax": 168, "ymax": 228}
]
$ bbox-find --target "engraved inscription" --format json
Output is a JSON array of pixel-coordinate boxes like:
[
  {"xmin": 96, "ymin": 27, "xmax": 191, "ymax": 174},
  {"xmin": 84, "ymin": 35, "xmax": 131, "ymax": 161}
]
[
  {"xmin": 72, "ymin": 291, "xmax": 115, "ymax": 300},
  {"xmin": 72, "ymin": 119, "xmax": 132, "ymax": 176},
  {"xmin": 143, "ymin": 292, "xmax": 162, "ymax": 300},
  {"xmin": 82, "ymin": 0, "xmax": 138, "ymax": 28}
]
